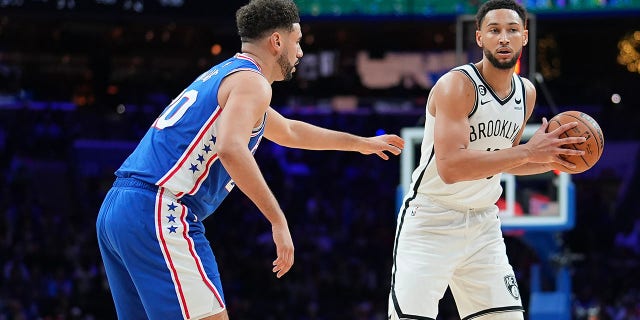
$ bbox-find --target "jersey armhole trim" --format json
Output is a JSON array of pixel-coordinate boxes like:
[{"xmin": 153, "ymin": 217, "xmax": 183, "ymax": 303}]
[{"xmin": 455, "ymin": 68, "xmax": 479, "ymax": 118}]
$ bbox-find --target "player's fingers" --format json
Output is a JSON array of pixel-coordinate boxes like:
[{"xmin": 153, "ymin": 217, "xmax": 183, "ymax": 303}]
[
  {"xmin": 386, "ymin": 144, "xmax": 402, "ymax": 155},
  {"xmin": 559, "ymin": 136, "xmax": 587, "ymax": 146},
  {"xmin": 376, "ymin": 135, "xmax": 404, "ymax": 149},
  {"xmin": 377, "ymin": 151, "xmax": 390, "ymax": 160},
  {"xmin": 535, "ymin": 117, "xmax": 549, "ymax": 133},
  {"xmin": 275, "ymin": 254, "xmax": 294, "ymax": 278},
  {"xmin": 273, "ymin": 246, "xmax": 294, "ymax": 278},
  {"xmin": 272, "ymin": 258, "xmax": 284, "ymax": 276},
  {"xmin": 554, "ymin": 156, "xmax": 577, "ymax": 169},
  {"xmin": 549, "ymin": 121, "xmax": 579, "ymax": 136},
  {"xmin": 557, "ymin": 147, "xmax": 584, "ymax": 156},
  {"xmin": 277, "ymin": 263, "xmax": 292, "ymax": 278},
  {"xmin": 273, "ymin": 255, "xmax": 285, "ymax": 267},
  {"xmin": 386, "ymin": 135, "xmax": 405, "ymax": 149}
]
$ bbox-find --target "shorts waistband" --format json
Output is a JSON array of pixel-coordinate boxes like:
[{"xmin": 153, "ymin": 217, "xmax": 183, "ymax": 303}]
[
  {"xmin": 413, "ymin": 194, "xmax": 495, "ymax": 213},
  {"xmin": 113, "ymin": 177, "xmax": 159, "ymax": 192}
]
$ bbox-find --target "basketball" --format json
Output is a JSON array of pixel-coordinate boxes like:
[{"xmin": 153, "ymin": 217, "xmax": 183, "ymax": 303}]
[{"xmin": 546, "ymin": 111, "xmax": 605, "ymax": 173}]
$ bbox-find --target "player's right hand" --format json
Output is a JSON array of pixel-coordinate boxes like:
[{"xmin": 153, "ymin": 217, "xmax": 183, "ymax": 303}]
[
  {"xmin": 357, "ymin": 134, "xmax": 405, "ymax": 160},
  {"xmin": 271, "ymin": 222, "xmax": 294, "ymax": 278},
  {"xmin": 525, "ymin": 117, "xmax": 586, "ymax": 166}
]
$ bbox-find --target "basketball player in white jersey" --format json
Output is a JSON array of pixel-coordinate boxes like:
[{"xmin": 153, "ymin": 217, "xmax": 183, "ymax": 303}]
[
  {"xmin": 388, "ymin": 0, "xmax": 586, "ymax": 319},
  {"xmin": 96, "ymin": 1, "xmax": 404, "ymax": 319}
]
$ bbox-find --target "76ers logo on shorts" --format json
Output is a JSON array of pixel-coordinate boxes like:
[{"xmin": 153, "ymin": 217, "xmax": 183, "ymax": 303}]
[{"xmin": 504, "ymin": 275, "xmax": 520, "ymax": 300}]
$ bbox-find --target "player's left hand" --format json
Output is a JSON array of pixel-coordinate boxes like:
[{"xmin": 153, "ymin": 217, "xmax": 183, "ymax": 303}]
[
  {"xmin": 271, "ymin": 222, "xmax": 294, "ymax": 278},
  {"xmin": 358, "ymin": 134, "xmax": 405, "ymax": 160}
]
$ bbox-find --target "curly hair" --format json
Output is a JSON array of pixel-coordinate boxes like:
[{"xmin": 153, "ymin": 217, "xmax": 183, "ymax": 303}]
[
  {"xmin": 236, "ymin": 0, "xmax": 300, "ymax": 42},
  {"xmin": 476, "ymin": 0, "xmax": 528, "ymax": 30}
]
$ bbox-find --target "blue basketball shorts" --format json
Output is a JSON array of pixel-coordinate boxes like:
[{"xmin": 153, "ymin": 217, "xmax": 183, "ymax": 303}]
[{"xmin": 96, "ymin": 178, "xmax": 225, "ymax": 319}]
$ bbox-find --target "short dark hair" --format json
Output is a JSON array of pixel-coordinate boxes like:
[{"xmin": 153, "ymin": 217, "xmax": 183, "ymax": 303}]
[
  {"xmin": 476, "ymin": 0, "xmax": 528, "ymax": 30},
  {"xmin": 236, "ymin": 0, "xmax": 300, "ymax": 42}
]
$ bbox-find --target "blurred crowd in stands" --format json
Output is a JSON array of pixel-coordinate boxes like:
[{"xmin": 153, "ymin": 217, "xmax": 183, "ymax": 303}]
[
  {"xmin": 1, "ymin": 98, "xmax": 639, "ymax": 319},
  {"xmin": 2, "ymin": 6, "xmax": 640, "ymax": 320}
]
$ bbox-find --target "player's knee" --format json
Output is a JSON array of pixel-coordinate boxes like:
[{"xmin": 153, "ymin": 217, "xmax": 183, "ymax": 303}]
[{"xmin": 479, "ymin": 311, "xmax": 524, "ymax": 320}]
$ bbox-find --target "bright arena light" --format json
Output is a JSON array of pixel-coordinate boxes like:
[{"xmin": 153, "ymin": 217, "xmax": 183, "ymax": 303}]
[{"xmin": 611, "ymin": 93, "xmax": 622, "ymax": 104}]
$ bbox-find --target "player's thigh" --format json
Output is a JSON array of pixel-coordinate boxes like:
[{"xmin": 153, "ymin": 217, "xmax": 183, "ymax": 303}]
[
  {"xmin": 108, "ymin": 187, "xmax": 226, "ymax": 319},
  {"xmin": 450, "ymin": 264, "xmax": 523, "ymax": 319},
  {"xmin": 449, "ymin": 213, "xmax": 523, "ymax": 319},
  {"xmin": 97, "ymin": 188, "xmax": 148, "ymax": 319},
  {"xmin": 390, "ymin": 205, "xmax": 465, "ymax": 318},
  {"xmin": 99, "ymin": 248, "xmax": 147, "ymax": 319},
  {"xmin": 139, "ymin": 199, "xmax": 225, "ymax": 319}
]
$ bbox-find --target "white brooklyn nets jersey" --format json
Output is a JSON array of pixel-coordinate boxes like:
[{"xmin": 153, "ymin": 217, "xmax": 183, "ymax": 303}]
[{"xmin": 408, "ymin": 63, "xmax": 527, "ymax": 209}]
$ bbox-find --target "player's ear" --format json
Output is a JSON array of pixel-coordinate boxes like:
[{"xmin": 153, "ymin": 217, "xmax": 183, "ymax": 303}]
[
  {"xmin": 522, "ymin": 30, "xmax": 528, "ymax": 46},
  {"xmin": 271, "ymin": 32, "xmax": 282, "ymax": 49},
  {"xmin": 475, "ymin": 30, "xmax": 483, "ymax": 47}
]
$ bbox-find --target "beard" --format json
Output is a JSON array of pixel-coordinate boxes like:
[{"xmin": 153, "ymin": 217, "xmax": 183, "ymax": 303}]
[
  {"xmin": 277, "ymin": 52, "xmax": 295, "ymax": 81},
  {"xmin": 484, "ymin": 47, "xmax": 521, "ymax": 70}
]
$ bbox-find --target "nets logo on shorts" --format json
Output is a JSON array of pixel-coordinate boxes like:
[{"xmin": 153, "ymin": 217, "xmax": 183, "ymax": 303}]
[{"xmin": 504, "ymin": 275, "xmax": 520, "ymax": 300}]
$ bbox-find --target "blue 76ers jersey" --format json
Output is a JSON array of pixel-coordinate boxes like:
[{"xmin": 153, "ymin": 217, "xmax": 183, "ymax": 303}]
[{"xmin": 116, "ymin": 53, "xmax": 265, "ymax": 221}]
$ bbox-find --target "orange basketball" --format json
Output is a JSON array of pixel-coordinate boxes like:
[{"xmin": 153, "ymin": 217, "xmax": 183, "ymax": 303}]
[{"xmin": 546, "ymin": 111, "xmax": 604, "ymax": 174}]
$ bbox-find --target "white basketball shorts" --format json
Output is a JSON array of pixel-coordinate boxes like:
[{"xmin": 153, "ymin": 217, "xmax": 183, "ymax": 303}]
[{"xmin": 388, "ymin": 199, "xmax": 524, "ymax": 320}]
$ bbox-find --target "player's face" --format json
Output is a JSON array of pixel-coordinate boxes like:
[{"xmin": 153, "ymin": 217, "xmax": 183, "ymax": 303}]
[
  {"xmin": 477, "ymin": 9, "xmax": 528, "ymax": 70},
  {"xmin": 484, "ymin": 45, "xmax": 521, "ymax": 70},
  {"xmin": 277, "ymin": 23, "xmax": 303, "ymax": 81}
]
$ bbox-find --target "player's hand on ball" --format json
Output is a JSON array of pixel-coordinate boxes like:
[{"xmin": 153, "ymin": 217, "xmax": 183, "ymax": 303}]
[
  {"xmin": 545, "ymin": 111, "xmax": 605, "ymax": 174},
  {"xmin": 525, "ymin": 117, "xmax": 586, "ymax": 167},
  {"xmin": 271, "ymin": 222, "xmax": 294, "ymax": 278},
  {"xmin": 358, "ymin": 134, "xmax": 405, "ymax": 160}
]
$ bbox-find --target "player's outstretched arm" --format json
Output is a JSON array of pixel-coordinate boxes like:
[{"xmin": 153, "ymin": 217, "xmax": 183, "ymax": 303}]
[
  {"xmin": 353, "ymin": 134, "xmax": 405, "ymax": 160},
  {"xmin": 264, "ymin": 107, "xmax": 404, "ymax": 160}
]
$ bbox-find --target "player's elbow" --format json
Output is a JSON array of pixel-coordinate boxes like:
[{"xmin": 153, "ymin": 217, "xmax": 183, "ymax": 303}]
[
  {"xmin": 216, "ymin": 140, "xmax": 244, "ymax": 162},
  {"xmin": 437, "ymin": 163, "xmax": 464, "ymax": 184},
  {"xmin": 439, "ymin": 171, "xmax": 460, "ymax": 184},
  {"xmin": 216, "ymin": 146, "xmax": 231, "ymax": 161}
]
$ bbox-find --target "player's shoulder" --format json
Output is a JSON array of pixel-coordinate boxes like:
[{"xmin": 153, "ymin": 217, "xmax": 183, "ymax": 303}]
[
  {"xmin": 217, "ymin": 55, "xmax": 268, "ymax": 85},
  {"xmin": 222, "ymin": 69, "xmax": 272, "ymax": 102},
  {"xmin": 515, "ymin": 75, "xmax": 536, "ymax": 101},
  {"xmin": 520, "ymin": 77, "xmax": 535, "ymax": 92},
  {"xmin": 433, "ymin": 67, "xmax": 475, "ymax": 94},
  {"xmin": 227, "ymin": 69, "xmax": 270, "ymax": 89}
]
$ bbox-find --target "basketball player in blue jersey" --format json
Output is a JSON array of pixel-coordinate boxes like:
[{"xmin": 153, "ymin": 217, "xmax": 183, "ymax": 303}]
[
  {"xmin": 95, "ymin": 0, "xmax": 404, "ymax": 319},
  {"xmin": 388, "ymin": 1, "xmax": 585, "ymax": 319}
]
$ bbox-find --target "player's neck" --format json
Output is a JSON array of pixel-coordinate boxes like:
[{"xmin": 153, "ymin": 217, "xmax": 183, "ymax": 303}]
[
  {"xmin": 477, "ymin": 61, "xmax": 514, "ymax": 99},
  {"xmin": 240, "ymin": 45, "xmax": 278, "ymax": 83},
  {"xmin": 239, "ymin": 51, "xmax": 264, "ymax": 70}
]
